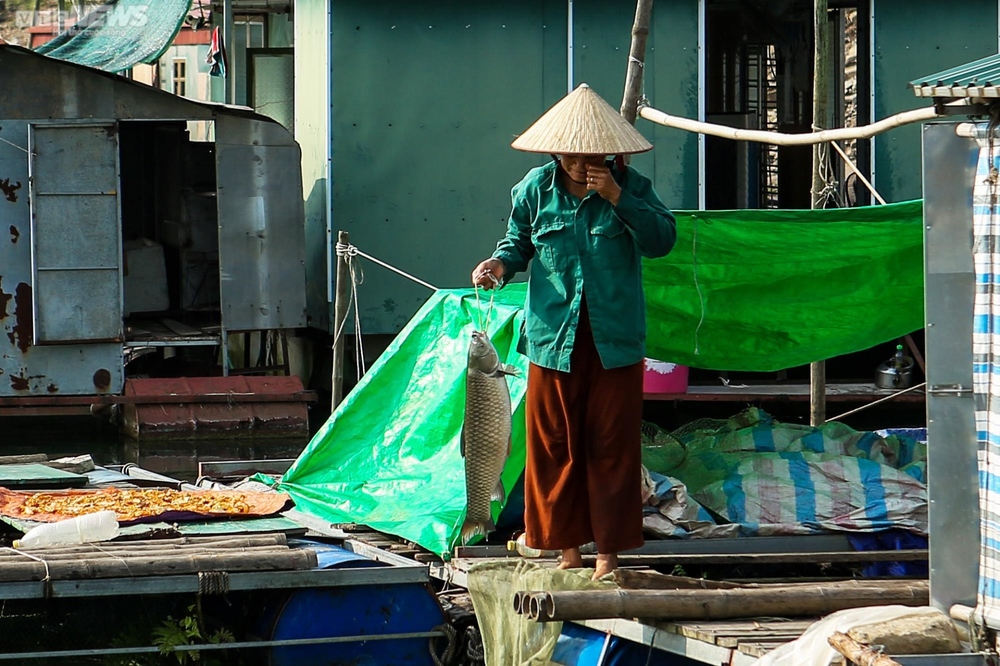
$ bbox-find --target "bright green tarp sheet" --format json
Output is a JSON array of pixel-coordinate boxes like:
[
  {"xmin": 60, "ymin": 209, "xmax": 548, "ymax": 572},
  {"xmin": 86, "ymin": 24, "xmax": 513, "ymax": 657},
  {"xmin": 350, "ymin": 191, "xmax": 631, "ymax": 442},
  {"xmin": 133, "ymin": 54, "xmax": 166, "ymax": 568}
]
[
  {"xmin": 275, "ymin": 200, "xmax": 925, "ymax": 556},
  {"xmin": 645, "ymin": 199, "xmax": 924, "ymax": 371}
]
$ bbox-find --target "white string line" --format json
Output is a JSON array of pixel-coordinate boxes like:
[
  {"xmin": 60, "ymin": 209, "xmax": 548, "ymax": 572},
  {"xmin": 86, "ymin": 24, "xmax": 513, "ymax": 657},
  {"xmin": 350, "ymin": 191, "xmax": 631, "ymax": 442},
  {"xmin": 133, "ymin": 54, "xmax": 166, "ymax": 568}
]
[
  {"xmin": 336, "ymin": 242, "xmax": 438, "ymax": 292},
  {"xmin": 0, "ymin": 135, "xmax": 28, "ymax": 154},
  {"xmin": 3, "ymin": 547, "xmax": 51, "ymax": 582},
  {"xmin": 473, "ymin": 272, "xmax": 498, "ymax": 334},
  {"xmin": 333, "ymin": 243, "xmax": 367, "ymax": 381},
  {"xmin": 830, "ymin": 139, "xmax": 887, "ymax": 205},
  {"xmin": 691, "ymin": 216, "xmax": 706, "ymax": 356}
]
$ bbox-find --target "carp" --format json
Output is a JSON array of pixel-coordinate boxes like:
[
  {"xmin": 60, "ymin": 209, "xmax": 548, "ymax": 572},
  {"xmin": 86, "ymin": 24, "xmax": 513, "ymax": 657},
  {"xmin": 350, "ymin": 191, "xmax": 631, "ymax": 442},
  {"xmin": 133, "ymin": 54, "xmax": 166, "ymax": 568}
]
[{"xmin": 460, "ymin": 330, "xmax": 517, "ymax": 545}]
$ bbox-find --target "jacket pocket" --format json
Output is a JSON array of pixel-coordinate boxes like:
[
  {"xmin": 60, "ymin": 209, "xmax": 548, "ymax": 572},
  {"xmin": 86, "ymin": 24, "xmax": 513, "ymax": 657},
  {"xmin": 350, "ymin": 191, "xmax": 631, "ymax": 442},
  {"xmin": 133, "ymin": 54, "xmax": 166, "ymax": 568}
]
[
  {"xmin": 531, "ymin": 215, "xmax": 572, "ymax": 270},
  {"xmin": 589, "ymin": 217, "xmax": 633, "ymax": 267}
]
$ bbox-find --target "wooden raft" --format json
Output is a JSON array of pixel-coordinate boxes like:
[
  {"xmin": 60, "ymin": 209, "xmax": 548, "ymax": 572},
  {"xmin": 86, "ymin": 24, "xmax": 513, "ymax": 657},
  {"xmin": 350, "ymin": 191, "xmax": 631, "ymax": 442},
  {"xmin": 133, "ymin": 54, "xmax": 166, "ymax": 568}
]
[
  {"xmin": 0, "ymin": 534, "xmax": 317, "ymax": 582},
  {"xmin": 660, "ymin": 618, "xmax": 817, "ymax": 658}
]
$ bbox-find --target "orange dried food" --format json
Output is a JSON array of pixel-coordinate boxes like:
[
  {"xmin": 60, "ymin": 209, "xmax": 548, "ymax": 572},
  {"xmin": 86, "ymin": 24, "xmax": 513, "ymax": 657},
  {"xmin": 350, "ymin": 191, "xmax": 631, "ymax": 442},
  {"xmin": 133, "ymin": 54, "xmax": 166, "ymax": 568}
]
[{"xmin": 16, "ymin": 487, "xmax": 259, "ymax": 522}]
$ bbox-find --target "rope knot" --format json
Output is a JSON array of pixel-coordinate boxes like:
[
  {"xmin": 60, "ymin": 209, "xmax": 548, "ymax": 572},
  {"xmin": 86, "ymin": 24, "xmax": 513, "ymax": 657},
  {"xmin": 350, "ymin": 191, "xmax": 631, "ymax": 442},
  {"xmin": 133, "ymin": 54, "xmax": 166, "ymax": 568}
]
[
  {"xmin": 197, "ymin": 570, "xmax": 230, "ymax": 595},
  {"xmin": 336, "ymin": 242, "xmax": 360, "ymax": 258}
]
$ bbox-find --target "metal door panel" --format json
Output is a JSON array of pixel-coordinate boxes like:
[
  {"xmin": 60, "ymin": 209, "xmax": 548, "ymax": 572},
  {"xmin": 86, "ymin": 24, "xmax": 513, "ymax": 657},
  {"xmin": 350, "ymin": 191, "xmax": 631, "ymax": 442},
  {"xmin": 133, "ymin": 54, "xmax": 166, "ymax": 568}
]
[
  {"xmin": 30, "ymin": 126, "xmax": 118, "ymax": 193},
  {"xmin": 922, "ymin": 122, "xmax": 980, "ymax": 613},
  {"xmin": 215, "ymin": 114, "xmax": 306, "ymax": 332},
  {"xmin": 34, "ymin": 196, "xmax": 120, "ymax": 268},
  {"xmin": 28, "ymin": 123, "xmax": 123, "ymax": 344}
]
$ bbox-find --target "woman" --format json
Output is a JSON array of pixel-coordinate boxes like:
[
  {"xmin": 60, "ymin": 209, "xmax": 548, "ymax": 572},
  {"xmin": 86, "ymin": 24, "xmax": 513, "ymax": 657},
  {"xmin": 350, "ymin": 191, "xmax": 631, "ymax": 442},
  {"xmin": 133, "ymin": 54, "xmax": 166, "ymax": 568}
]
[{"xmin": 471, "ymin": 83, "xmax": 677, "ymax": 579}]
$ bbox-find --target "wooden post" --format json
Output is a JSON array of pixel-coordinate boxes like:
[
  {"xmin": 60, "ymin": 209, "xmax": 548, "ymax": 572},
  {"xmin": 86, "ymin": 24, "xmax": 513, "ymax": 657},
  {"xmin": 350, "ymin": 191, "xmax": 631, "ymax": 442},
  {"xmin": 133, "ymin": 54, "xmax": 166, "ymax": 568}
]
[
  {"xmin": 331, "ymin": 230, "xmax": 351, "ymax": 411},
  {"xmin": 828, "ymin": 633, "xmax": 904, "ymax": 666},
  {"xmin": 620, "ymin": 0, "xmax": 654, "ymax": 125},
  {"xmin": 809, "ymin": 0, "xmax": 830, "ymax": 426}
]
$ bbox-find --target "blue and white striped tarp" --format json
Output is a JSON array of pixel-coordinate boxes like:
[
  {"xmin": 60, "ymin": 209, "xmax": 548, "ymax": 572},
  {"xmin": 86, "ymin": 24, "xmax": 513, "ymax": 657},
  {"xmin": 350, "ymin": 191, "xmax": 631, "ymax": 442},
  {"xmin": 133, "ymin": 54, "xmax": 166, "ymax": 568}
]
[{"xmin": 974, "ymin": 135, "xmax": 1000, "ymax": 628}]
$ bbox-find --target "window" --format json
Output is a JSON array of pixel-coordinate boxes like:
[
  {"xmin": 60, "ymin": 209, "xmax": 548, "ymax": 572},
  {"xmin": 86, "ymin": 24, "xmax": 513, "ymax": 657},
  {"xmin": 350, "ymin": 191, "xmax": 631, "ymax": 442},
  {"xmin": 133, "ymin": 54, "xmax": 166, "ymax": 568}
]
[{"xmin": 172, "ymin": 58, "xmax": 187, "ymax": 98}]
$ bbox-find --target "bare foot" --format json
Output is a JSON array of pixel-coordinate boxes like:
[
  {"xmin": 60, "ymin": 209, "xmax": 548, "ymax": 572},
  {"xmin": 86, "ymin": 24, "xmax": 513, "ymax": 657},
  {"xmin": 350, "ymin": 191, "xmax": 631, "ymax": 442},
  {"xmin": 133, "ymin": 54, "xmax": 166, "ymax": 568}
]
[
  {"xmin": 557, "ymin": 547, "xmax": 583, "ymax": 569},
  {"xmin": 592, "ymin": 553, "xmax": 618, "ymax": 580}
]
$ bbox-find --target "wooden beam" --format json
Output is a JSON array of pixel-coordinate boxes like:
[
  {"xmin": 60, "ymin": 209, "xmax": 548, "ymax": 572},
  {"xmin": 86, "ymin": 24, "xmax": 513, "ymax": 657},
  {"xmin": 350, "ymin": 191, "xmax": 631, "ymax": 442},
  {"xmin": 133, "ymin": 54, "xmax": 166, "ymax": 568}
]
[
  {"xmin": 829, "ymin": 632, "xmax": 904, "ymax": 666},
  {"xmin": 527, "ymin": 581, "xmax": 929, "ymax": 622},
  {"xmin": 620, "ymin": 0, "xmax": 654, "ymax": 125}
]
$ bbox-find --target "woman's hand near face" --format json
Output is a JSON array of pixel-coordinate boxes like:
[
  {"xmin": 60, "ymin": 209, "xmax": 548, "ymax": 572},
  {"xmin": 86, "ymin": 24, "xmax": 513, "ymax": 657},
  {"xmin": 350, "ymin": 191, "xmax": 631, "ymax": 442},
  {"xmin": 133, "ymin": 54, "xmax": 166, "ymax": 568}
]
[{"xmin": 586, "ymin": 165, "xmax": 622, "ymax": 206}]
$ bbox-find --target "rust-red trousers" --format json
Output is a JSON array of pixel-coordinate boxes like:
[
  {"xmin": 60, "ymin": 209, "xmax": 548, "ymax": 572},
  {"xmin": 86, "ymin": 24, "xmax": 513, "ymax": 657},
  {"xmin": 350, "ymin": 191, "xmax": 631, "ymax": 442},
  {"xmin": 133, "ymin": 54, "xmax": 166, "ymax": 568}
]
[{"xmin": 523, "ymin": 307, "xmax": 645, "ymax": 554}]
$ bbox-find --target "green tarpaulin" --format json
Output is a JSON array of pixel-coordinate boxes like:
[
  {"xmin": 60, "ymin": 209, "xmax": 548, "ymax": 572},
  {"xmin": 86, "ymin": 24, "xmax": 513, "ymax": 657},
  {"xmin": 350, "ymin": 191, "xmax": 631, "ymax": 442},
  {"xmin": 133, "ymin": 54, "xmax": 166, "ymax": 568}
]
[
  {"xmin": 35, "ymin": 0, "xmax": 191, "ymax": 73},
  {"xmin": 277, "ymin": 288, "xmax": 530, "ymax": 557},
  {"xmin": 645, "ymin": 199, "xmax": 924, "ymax": 371},
  {"xmin": 274, "ymin": 200, "xmax": 925, "ymax": 556}
]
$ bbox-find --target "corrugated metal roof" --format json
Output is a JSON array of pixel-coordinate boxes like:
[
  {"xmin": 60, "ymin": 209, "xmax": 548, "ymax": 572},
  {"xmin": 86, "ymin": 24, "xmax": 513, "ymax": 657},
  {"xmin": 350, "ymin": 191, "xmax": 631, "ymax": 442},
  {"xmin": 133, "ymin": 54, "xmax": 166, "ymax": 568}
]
[{"xmin": 910, "ymin": 52, "xmax": 1000, "ymax": 98}]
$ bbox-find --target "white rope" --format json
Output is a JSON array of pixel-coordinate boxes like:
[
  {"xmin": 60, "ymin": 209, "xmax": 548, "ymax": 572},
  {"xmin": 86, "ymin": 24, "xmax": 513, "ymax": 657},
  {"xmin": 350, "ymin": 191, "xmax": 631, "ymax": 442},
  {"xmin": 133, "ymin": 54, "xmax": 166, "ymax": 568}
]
[
  {"xmin": 4, "ymin": 548, "xmax": 51, "ymax": 582},
  {"xmin": 827, "ymin": 382, "xmax": 927, "ymax": 421},
  {"xmin": 691, "ymin": 216, "xmax": 706, "ymax": 356},
  {"xmin": 333, "ymin": 242, "xmax": 367, "ymax": 381},
  {"xmin": 333, "ymin": 241, "xmax": 439, "ymax": 380},
  {"xmin": 336, "ymin": 242, "xmax": 438, "ymax": 291},
  {"xmin": 473, "ymin": 272, "xmax": 499, "ymax": 334},
  {"xmin": 830, "ymin": 139, "xmax": 887, "ymax": 205},
  {"xmin": 0, "ymin": 135, "xmax": 28, "ymax": 153}
]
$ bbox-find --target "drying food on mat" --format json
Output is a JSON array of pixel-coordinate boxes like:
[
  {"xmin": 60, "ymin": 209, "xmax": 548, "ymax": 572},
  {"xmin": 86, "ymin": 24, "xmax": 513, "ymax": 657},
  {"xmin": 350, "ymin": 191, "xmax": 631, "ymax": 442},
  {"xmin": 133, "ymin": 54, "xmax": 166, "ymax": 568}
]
[{"xmin": 0, "ymin": 487, "xmax": 291, "ymax": 524}]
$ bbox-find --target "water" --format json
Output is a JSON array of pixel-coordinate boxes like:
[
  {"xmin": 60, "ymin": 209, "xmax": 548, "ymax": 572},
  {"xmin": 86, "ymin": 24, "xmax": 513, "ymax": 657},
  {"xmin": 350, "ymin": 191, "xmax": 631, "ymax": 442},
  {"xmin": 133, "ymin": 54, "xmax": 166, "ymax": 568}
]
[{"xmin": 1, "ymin": 415, "xmax": 309, "ymax": 482}]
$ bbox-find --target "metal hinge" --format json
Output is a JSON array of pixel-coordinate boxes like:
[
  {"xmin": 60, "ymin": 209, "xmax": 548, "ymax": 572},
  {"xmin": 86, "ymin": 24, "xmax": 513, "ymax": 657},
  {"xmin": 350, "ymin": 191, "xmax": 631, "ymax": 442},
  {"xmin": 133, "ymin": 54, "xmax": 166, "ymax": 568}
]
[{"xmin": 928, "ymin": 384, "xmax": 973, "ymax": 396}]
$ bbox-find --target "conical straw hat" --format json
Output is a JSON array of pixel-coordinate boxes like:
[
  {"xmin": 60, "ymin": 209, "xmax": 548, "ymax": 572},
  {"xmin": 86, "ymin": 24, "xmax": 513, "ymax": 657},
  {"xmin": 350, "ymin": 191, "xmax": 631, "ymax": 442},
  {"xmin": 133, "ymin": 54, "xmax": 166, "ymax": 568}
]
[{"xmin": 511, "ymin": 83, "xmax": 653, "ymax": 155}]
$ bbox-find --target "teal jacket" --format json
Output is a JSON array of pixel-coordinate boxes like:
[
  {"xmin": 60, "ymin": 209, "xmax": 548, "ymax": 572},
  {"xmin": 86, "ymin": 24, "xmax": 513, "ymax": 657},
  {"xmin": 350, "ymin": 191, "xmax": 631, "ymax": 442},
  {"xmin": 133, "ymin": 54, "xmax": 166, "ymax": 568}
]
[{"xmin": 492, "ymin": 160, "xmax": 676, "ymax": 372}]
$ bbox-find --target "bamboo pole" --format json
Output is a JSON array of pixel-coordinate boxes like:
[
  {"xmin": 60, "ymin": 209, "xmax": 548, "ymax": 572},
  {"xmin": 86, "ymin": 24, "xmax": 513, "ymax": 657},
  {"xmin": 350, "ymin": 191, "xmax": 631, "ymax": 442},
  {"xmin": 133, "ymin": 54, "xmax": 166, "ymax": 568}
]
[
  {"xmin": 620, "ymin": 0, "xmax": 653, "ymax": 126},
  {"xmin": 637, "ymin": 105, "xmax": 941, "ymax": 146},
  {"xmin": 809, "ymin": 0, "xmax": 830, "ymax": 427},
  {"xmin": 613, "ymin": 569, "xmax": 740, "ymax": 590},
  {"xmin": 332, "ymin": 229, "xmax": 351, "ymax": 410},
  {"xmin": 529, "ymin": 582, "xmax": 929, "ymax": 622},
  {"xmin": 0, "ymin": 545, "xmax": 293, "ymax": 563},
  {"xmin": 9, "ymin": 534, "xmax": 288, "ymax": 555},
  {"xmin": 0, "ymin": 549, "xmax": 318, "ymax": 583},
  {"xmin": 828, "ymin": 632, "xmax": 904, "ymax": 666}
]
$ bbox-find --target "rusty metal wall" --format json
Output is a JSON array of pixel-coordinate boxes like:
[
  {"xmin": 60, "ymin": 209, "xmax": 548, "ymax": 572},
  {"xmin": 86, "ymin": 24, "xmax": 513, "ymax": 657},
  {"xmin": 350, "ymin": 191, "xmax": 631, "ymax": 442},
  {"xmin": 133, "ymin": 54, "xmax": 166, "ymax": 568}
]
[{"xmin": 0, "ymin": 119, "xmax": 123, "ymax": 397}]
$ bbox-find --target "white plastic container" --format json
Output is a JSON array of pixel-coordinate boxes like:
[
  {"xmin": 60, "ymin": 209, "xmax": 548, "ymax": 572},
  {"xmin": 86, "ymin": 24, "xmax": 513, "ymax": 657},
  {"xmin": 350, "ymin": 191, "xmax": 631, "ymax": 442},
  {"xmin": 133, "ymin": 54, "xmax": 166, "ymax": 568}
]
[{"xmin": 13, "ymin": 511, "xmax": 120, "ymax": 549}]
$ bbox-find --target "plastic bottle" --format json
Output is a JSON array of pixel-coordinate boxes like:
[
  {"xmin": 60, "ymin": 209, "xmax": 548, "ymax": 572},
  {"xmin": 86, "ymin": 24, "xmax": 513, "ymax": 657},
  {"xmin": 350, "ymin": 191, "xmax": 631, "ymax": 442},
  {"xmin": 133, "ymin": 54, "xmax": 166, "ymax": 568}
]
[
  {"xmin": 892, "ymin": 344, "xmax": 907, "ymax": 371},
  {"xmin": 13, "ymin": 511, "xmax": 120, "ymax": 549}
]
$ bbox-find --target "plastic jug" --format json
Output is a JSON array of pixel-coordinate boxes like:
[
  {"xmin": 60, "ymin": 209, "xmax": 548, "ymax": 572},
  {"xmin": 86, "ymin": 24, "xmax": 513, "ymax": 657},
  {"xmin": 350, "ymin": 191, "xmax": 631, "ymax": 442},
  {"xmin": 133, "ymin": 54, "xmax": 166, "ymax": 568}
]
[{"xmin": 13, "ymin": 511, "xmax": 120, "ymax": 549}]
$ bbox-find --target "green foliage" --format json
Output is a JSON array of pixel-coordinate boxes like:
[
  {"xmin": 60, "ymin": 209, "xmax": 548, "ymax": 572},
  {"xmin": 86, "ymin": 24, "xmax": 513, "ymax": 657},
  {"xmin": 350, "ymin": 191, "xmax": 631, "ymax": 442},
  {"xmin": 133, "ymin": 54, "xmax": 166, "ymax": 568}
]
[{"xmin": 104, "ymin": 602, "xmax": 235, "ymax": 666}]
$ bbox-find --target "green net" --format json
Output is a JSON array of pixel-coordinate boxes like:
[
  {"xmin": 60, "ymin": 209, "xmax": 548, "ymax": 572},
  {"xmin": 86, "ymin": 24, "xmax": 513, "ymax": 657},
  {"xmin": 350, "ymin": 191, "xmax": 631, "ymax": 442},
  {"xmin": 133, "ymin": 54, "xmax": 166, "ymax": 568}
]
[
  {"xmin": 272, "ymin": 201, "xmax": 926, "ymax": 555},
  {"xmin": 35, "ymin": 0, "xmax": 191, "ymax": 73}
]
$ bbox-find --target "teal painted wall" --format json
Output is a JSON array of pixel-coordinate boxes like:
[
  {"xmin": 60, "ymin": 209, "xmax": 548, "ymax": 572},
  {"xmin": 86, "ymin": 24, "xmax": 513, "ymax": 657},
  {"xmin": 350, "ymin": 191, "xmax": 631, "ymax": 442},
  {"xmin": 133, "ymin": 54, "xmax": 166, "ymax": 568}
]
[
  {"xmin": 874, "ymin": 0, "xmax": 997, "ymax": 202},
  {"xmin": 329, "ymin": 0, "xmax": 699, "ymax": 334}
]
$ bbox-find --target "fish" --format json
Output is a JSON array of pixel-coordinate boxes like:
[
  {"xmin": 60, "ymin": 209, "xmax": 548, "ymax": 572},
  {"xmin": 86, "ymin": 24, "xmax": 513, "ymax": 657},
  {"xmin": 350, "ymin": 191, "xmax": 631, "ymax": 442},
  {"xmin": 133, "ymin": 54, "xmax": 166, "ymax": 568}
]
[{"xmin": 460, "ymin": 329, "xmax": 517, "ymax": 545}]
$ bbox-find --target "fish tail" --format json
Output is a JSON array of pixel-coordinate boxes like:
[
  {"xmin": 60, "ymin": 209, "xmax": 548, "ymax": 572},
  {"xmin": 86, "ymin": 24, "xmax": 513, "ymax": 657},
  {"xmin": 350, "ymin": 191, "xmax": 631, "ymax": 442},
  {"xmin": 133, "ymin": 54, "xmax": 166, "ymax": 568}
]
[{"xmin": 460, "ymin": 518, "xmax": 495, "ymax": 545}]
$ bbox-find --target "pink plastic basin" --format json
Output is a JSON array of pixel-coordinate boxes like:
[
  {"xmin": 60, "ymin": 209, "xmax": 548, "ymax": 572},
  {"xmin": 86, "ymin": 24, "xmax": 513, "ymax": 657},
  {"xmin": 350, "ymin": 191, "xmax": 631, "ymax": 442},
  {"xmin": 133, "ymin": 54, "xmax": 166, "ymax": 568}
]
[{"xmin": 643, "ymin": 359, "xmax": 689, "ymax": 394}]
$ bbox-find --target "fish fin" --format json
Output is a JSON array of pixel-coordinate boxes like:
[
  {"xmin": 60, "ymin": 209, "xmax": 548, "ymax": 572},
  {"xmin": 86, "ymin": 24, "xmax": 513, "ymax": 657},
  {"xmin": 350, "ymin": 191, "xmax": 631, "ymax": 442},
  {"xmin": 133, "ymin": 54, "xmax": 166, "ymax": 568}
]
[
  {"xmin": 500, "ymin": 364, "xmax": 520, "ymax": 377},
  {"xmin": 460, "ymin": 519, "xmax": 490, "ymax": 545},
  {"xmin": 492, "ymin": 478, "xmax": 507, "ymax": 504},
  {"xmin": 488, "ymin": 364, "xmax": 519, "ymax": 378}
]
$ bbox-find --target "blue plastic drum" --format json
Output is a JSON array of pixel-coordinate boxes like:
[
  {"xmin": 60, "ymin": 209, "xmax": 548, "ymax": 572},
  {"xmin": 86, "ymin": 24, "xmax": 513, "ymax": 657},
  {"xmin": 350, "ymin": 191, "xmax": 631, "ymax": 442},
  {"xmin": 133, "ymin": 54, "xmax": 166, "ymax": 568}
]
[{"xmin": 260, "ymin": 540, "xmax": 447, "ymax": 666}]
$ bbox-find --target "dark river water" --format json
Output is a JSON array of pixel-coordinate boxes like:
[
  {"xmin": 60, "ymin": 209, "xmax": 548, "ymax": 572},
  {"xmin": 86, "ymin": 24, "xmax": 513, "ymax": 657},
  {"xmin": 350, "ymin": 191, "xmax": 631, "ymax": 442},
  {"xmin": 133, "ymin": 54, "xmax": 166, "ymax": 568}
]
[{"xmin": 1, "ymin": 415, "xmax": 311, "ymax": 482}]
